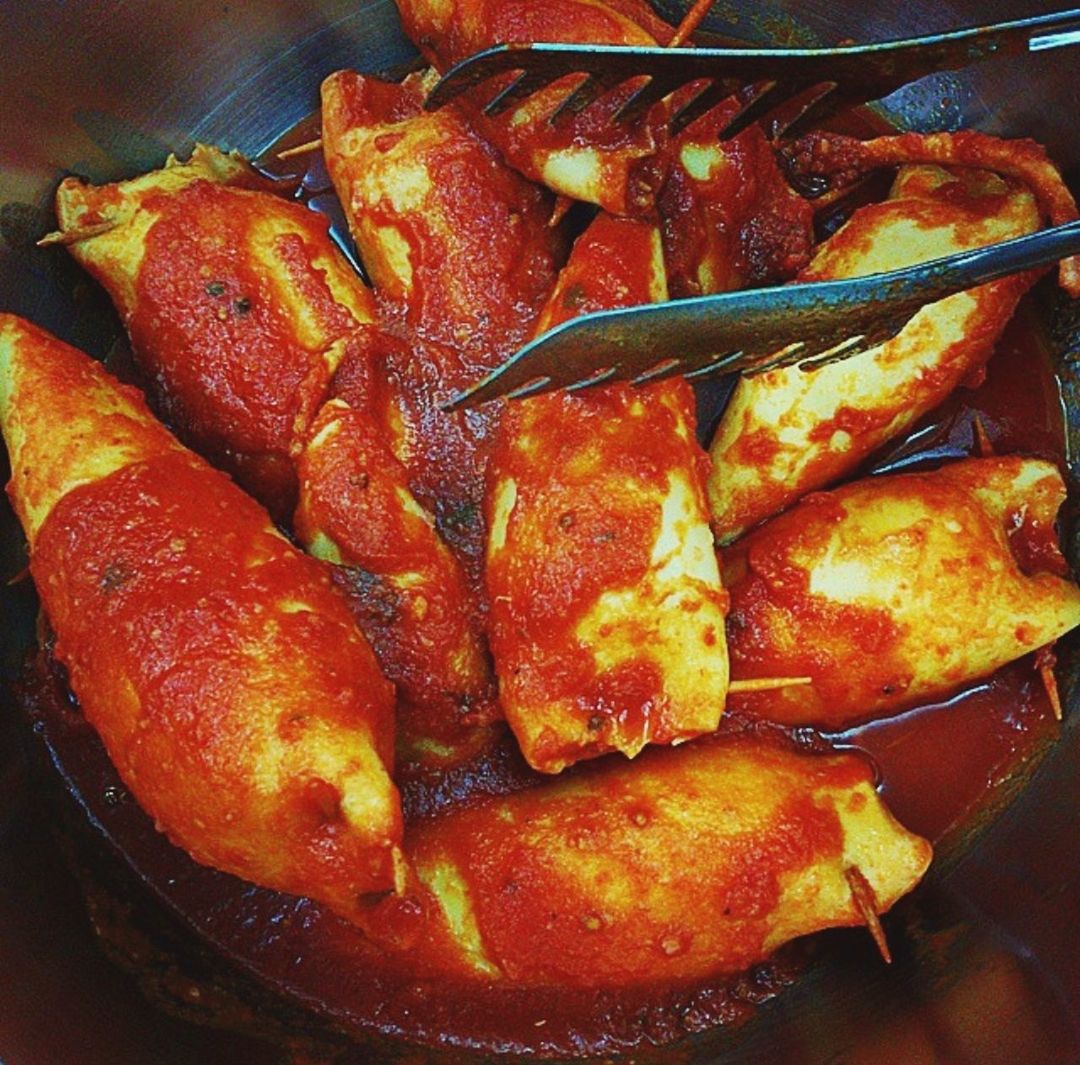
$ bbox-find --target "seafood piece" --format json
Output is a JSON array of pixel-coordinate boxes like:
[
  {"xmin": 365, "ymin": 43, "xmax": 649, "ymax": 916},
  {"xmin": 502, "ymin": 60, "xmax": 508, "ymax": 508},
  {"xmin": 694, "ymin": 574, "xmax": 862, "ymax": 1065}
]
[
  {"xmin": 53, "ymin": 146, "xmax": 499, "ymax": 756},
  {"xmin": 50, "ymin": 145, "xmax": 378, "ymax": 519},
  {"xmin": 485, "ymin": 213, "xmax": 729, "ymax": 773},
  {"xmin": 782, "ymin": 130, "xmax": 1080, "ymax": 294},
  {"xmin": 0, "ymin": 314, "xmax": 403, "ymax": 915},
  {"xmin": 724, "ymin": 456, "xmax": 1080, "ymax": 729},
  {"xmin": 321, "ymin": 68, "xmax": 562, "ymax": 568},
  {"xmin": 658, "ymin": 97, "xmax": 814, "ymax": 297},
  {"xmin": 394, "ymin": 0, "xmax": 674, "ymax": 214},
  {"xmin": 404, "ymin": 737, "xmax": 931, "ymax": 984},
  {"xmin": 296, "ymin": 393, "xmax": 497, "ymax": 755},
  {"xmin": 708, "ymin": 161, "xmax": 1045, "ymax": 542}
]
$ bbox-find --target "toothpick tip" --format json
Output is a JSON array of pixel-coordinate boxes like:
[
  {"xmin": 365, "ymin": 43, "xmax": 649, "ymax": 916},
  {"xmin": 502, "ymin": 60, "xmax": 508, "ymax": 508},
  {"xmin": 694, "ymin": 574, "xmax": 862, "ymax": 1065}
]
[
  {"xmin": 846, "ymin": 865, "xmax": 892, "ymax": 965},
  {"xmin": 276, "ymin": 137, "xmax": 323, "ymax": 161}
]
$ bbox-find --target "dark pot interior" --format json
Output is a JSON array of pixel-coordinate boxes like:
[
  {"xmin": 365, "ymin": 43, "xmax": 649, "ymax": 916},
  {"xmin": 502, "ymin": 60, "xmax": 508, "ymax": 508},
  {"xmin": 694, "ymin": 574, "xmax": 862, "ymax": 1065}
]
[{"xmin": 1, "ymin": 2, "xmax": 1079, "ymax": 1063}]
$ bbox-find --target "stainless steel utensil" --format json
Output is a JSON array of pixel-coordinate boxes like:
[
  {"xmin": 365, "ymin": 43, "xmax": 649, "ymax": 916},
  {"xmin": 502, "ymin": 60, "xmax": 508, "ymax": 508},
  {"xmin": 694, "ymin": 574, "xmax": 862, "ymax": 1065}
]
[
  {"xmin": 3, "ymin": 2, "xmax": 1080, "ymax": 1064},
  {"xmin": 425, "ymin": 9, "xmax": 1080, "ymax": 140},
  {"xmin": 446, "ymin": 219, "xmax": 1080, "ymax": 410}
]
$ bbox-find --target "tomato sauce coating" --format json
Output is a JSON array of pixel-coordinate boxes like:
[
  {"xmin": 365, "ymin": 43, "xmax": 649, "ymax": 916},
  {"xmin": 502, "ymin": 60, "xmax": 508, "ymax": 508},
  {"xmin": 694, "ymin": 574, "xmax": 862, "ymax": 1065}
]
[
  {"xmin": 394, "ymin": 0, "xmax": 674, "ymax": 213},
  {"xmin": 16, "ymin": 18, "xmax": 1080, "ymax": 1052},
  {"xmin": 296, "ymin": 397, "xmax": 498, "ymax": 755},
  {"xmin": 54, "ymin": 151, "xmax": 378, "ymax": 520},
  {"xmin": 659, "ymin": 97, "xmax": 814, "ymax": 296},
  {"xmin": 708, "ymin": 164, "xmax": 1041, "ymax": 542},
  {"xmin": 35, "ymin": 450, "xmax": 404, "ymax": 911},
  {"xmin": 0, "ymin": 316, "xmax": 403, "ymax": 917},
  {"xmin": 407, "ymin": 737, "xmax": 930, "ymax": 985},
  {"xmin": 321, "ymin": 69, "xmax": 563, "ymax": 574},
  {"xmin": 485, "ymin": 214, "xmax": 729, "ymax": 772},
  {"xmin": 724, "ymin": 457, "xmax": 1080, "ymax": 729}
]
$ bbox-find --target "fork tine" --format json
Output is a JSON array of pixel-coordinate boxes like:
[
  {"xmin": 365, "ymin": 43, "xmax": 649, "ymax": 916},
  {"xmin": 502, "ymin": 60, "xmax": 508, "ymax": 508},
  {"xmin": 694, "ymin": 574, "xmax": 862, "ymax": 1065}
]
[
  {"xmin": 762, "ymin": 81, "xmax": 839, "ymax": 140},
  {"xmin": 628, "ymin": 358, "xmax": 681, "ymax": 386},
  {"xmin": 669, "ymin": 77, "xmax": 743, "ymax": 135},
  {"xmin": 484, "ymin": 69, "xmax": 566, "ymax": 117},
  {"xmin": 795, "ymin": 333, "xmax": 870, "ymax": 366},
  {"xmin": 625, "ymin": 358, "xmax": 694, "ymax": 386},
  {"xmin": 504, "ymin": 375, "xmax": 556, "ymax": 401},
  {"xmin": 716, "ymin": 80, "xmax": 792, "ymax": 140},
  {"xmin": 683, "ymin": 351, "xmax": 746, "ymax": 380},
  {"xmin": 737, "ymin": 340, "xmax": 808, "ymax": 376},
  {"xmin": 611, "ymin": 73, "xmax": 682, "ymax": 125},
  {"xmin": 424, "ymin": 45, "xmax": 538, "ymax": 109},
  {"xmin": 548, "ymin": 74, "xmax": 605, "ymax": 123},
  {"xmin": 548, "ymin": 65, "xmax": 639, "ymax": 124},
  {"xmin": 630, "ymin": 346, "xmax": 747, "ymax": 387},
  {"xmin": 564, "ymin": 365, "xmax": 620, "ymax": 392}
]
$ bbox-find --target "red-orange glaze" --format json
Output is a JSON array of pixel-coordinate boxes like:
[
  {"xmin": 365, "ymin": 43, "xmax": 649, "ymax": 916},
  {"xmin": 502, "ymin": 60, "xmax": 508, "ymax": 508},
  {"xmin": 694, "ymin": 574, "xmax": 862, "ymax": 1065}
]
[
  {"xmin": 723, "ymin": 458, "xmax": 1080, "ymax": 729},
  {"xmin": 486, "ymin": 383, "xmax": 688, "ymax": 702},
  {"xmin": 408, "ymin": 736, "xmax": 865, "ymax": 986},
  {"xmin": 708, "ymin": 163, "xmax": 1041, "ymax": 543},
  {"xmin": 395, "ymin": 0, "xmax": 675, "ymax": 214},
  {"xmin": 321, "ymin": 70, "xmax": 563, "ymax": 572},
  {"xmin": 486, "ymin": 214, "xmax": 727, "ymax": 771},
  {"xmin": 783, "ymin": 130, "xmax": 1080, "ymax": 293},
  {"xmin": 296, "ymin": 399, "xmax": 498, "ymax": 747},
  {"xmin": 31, "ymin": 448, "xmax": 401, "ymax": 908},
  {"xmin": 659, "ymin": 99, "xmax": 814, "ymax": 297},
  {"xmin": 538, "ymin": 212, "xmax": 661, "ymax": 328},
  {"xmin": 1007, "ymin": 504, "xmax": 1072, "ymax": 580},
  {"xmin": 124, "ymin": 181, "xmax": 371, "ymax": 519}
]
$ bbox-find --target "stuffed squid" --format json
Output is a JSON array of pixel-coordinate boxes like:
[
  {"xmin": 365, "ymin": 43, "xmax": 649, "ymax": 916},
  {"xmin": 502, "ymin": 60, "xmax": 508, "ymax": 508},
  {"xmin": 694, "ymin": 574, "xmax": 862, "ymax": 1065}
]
[
  {"xmin": 403, "ymin": 736, "xmax": 931, "ymax": 984},
  {"xmin": 320, "ymin": 68, "xmax": 562, "ymax": 569},
  {"xmin": 484, "ymin": 213, "xmax": 730, "ymax": 773},
  {"xmin": 724, "ymin": 456, "xmax": 1080, "ymax": 729},
  {"xmin": 50, "ymin": 147, "xmax": 495, "ymax": 757},
  {"xmin": 50, "ymin": 145, "xmax": 379, "ymax": 520},
  {"xmin": 707, "ymin": 160, "xmax": 1047, "ymax": 542},
  {"xmin": 0, "ymin": 315, "xmax": 404, "ymax": 916},
  {"xmin": 393, "ymin": 0, "xmax": 675, "ymax": 214}
]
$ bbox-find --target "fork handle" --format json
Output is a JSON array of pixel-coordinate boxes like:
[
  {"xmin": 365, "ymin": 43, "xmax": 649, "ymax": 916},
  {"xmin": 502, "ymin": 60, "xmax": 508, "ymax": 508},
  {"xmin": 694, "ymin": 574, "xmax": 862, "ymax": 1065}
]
[
  {"xmin": 576, "ymin": 219, "xmax": 1080, "ymax": 367},
  {"xmin": 834, "ymin": 218, "xmax": 1080, "ymax": 317}
]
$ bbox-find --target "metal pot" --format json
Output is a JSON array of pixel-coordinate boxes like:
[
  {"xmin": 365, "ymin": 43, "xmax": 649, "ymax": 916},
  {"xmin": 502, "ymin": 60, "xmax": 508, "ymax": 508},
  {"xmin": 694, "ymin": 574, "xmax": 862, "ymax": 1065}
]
[{"xmin": 1, "ymin": 2, "xmax": 1078, "ymax": 1063}]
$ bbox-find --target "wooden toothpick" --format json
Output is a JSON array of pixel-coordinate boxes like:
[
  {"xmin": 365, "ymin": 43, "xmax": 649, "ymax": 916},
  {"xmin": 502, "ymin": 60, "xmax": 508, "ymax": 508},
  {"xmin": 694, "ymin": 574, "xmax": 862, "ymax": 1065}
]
[
  {"xmin": 729, "ymin": 676, "xmax": 812, "ymax": 694},
  {"xmin": 277, "ymin": 137, "xmax": 323, "ymax": 161},
  {"xmin": 1036, "ymin": 644, "xmax": 1063, "ymax": 722},
  {"xmin": 669, "ymin": 0, "xmax": 716, "ymax": 48},
  {"xmin": 845, "ymin": 865, "xmax": 892, "ymax": 964},
  {"xmin": 37, "ymin": 221, "xmax": 117, "ymax": 247}
]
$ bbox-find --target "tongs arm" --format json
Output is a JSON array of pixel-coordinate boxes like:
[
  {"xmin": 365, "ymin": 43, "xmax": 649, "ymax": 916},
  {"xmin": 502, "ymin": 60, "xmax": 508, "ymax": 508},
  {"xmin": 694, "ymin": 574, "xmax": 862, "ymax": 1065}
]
[{"xmin": 445, "ymin": 219, "xmax": 1080, "ymax": 411}]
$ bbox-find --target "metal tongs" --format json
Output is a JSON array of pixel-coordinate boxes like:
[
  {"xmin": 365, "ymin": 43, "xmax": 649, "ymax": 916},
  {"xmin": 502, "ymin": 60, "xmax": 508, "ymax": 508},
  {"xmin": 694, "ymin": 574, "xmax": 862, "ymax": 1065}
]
[
  {"xmin": 445, "ymin": 220, "xmax": 1080, "ymax": 410},
  {"xmin": 426, "ymin": 10, "xmax": 1080, "ymax": 141},
  {"xmin": 433, "ymin": 9, "xmax": 1080, "ymax": 410}
]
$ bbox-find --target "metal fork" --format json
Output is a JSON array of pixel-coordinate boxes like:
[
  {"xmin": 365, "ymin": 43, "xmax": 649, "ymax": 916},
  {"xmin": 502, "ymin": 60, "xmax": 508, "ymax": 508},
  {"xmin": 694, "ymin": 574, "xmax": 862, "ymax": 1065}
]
[
  {"xmin": 443, "ymin": 220, "xmax": 1080, "ymax": 411},
  {"xmin": 424, "ymin": 10, "xmax": 1080, "ymax": 141}
]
